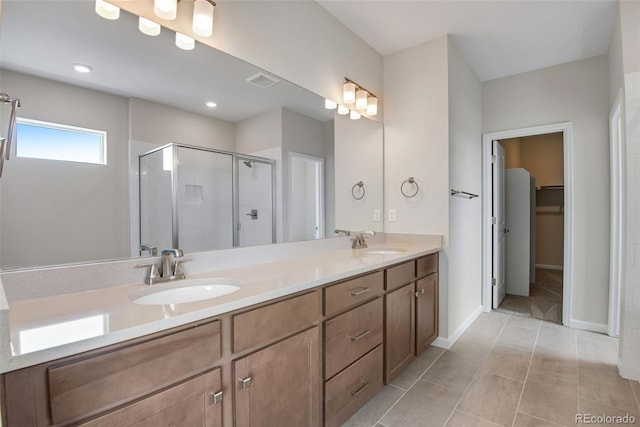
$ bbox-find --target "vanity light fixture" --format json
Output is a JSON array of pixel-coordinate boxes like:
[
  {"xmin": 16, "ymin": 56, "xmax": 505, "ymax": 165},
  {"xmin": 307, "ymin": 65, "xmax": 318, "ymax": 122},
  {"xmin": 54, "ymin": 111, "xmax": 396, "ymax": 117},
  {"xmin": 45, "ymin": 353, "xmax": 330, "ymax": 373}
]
[
  {"xmin": 154, "ymin": 0, "xmax": 177, "ymax": 21},
  {"xmin": 350, "ymin": 110, "xmax": 361, "ymax": 120},
  {"xmin": 193, "ymin": 0, "xmax": 216, "ymax": 37},
  {"xmin": 95, "ymin": 0, "xmax": 120, "ymax": 20},
  {"xmin": 343, "ymin": 77, "xmax": 379, "ymax": 116},
  {"xmin": 337, "ymin": 105, "xmax": 349, "ymax": 115},
  {"xmin": 206, "ymin": 101, "xmax": 217, "ymax": 108},
  {"xmin": 73, "ymin": 63, "xmax": 93, "ymax": 73},
  {"xmin": 324, "ymin": 99, "xmax": 337, "ymax": 110},
  {"xmin": 139, "ymin": 16, "xmax": 161, "ymax": 36},
  {"xmin": 175, "ymin": 32, "xmax": 195, "ymax": 50}
]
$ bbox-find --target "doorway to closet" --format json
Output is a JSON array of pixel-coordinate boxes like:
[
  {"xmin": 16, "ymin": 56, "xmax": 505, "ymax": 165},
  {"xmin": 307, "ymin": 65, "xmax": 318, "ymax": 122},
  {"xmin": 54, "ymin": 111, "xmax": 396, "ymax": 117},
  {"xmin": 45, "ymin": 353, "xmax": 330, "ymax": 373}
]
[{"xmin": 482, "ymin": 122, "xmax": 574, "ymax": 327}]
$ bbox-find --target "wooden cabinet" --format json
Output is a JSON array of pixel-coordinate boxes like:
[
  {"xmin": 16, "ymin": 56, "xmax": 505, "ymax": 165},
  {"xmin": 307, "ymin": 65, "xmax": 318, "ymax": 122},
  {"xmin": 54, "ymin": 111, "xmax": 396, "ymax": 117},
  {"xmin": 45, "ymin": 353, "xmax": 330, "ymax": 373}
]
[
  {"xmin": 384, "ymin": 283, "xmax": 416, "ymax": 381},
  {"xmin": 80, "ymin": 368, "xmax": 223, "ymax": 427},
  {"xmin": 384, "ymin": 253, "xmax": 439, "ymax": 383},
  {"xmin": 234, "ymin": 328, "xmax": 319, "ymax": 427}
]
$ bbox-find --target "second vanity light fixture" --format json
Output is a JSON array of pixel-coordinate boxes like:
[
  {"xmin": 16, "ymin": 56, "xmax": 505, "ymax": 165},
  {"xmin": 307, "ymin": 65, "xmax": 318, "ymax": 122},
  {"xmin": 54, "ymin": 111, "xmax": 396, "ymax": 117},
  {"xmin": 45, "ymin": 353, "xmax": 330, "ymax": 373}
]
[
  {"xmin": 95, "ymin": 0, "xmax": 216, "ymax": 51},
  {"xmin": 324, "ymin": 78, "xmax": 378, "ymax": 120}
]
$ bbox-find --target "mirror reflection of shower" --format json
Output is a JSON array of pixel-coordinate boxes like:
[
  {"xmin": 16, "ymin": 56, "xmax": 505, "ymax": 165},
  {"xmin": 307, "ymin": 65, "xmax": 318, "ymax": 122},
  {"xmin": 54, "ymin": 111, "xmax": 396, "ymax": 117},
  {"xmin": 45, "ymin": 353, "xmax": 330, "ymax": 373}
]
[{"xmin": 139, "ymin": 143, "xmax": 275, "ymax": 254}]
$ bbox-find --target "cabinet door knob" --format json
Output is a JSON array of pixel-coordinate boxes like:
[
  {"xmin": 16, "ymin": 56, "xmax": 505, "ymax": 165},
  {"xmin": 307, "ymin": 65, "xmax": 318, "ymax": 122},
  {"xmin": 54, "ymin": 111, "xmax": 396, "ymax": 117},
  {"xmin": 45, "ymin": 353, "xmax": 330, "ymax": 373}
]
[
  {"xmin": 350, "ymin": 287, "xmax": 370, "ymax": 297},
  {"xmin": 350, "ymin": 329, "xmax": 371, "ymax": 342},
  {"xmin": 351, "ymin": 380, "xmax": 370, "ymax": 397},
  {"xmin": 210, "ymin": 390, "xmax": 223, "ymax": 404},
  {"xmin": 240, "ymin": 377, "xmax": 252, "ymax": 389}
]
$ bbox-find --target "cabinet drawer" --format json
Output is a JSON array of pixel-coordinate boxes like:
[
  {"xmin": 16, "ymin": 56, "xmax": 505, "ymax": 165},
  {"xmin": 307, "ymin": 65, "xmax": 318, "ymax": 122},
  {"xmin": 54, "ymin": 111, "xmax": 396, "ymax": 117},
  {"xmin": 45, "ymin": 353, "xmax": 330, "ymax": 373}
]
[
  {"xmin": 233, "ymin": 291, "xmax": 318, "ymax": 353},
  {"xmin": 324, "ymin": 271, "xmax": 383, "ymax": 316},
  {"xmin": 324, "ymin": 346, "xmax": 383, "ymax": 427},
  {"xmin": 325, "ymin": 298, "xmax": 382, "ymax": 379},
  {"xmin": 48, "ymin": 320, "xmax": 221, "ymax": 425},
  {"xmin": 417, "ymin": 253, "xmax": 438, "ymax": 278},
  {"xmin": 386, "ymin": 260, "xmax": 416, "ymax": 291}
]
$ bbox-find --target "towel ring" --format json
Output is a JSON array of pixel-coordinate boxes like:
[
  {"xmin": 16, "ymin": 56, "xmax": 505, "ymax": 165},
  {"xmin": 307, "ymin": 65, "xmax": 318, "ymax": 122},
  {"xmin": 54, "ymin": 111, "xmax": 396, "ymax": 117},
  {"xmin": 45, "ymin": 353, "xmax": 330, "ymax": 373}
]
[
  {"xmin": 352, "ymin": 181, "xmax": 365, "ymax": 200},
  {"xmin": 401, "ymin": 177, "xmax": 419, "ymax": 198}
]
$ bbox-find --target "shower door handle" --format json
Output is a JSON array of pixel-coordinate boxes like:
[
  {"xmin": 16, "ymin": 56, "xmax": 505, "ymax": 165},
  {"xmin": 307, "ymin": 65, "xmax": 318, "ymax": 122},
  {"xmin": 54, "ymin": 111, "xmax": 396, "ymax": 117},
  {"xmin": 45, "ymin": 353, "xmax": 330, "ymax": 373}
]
[{"xmin": 246, "ymin": 209, "xmax": 258, "ymax": 220}]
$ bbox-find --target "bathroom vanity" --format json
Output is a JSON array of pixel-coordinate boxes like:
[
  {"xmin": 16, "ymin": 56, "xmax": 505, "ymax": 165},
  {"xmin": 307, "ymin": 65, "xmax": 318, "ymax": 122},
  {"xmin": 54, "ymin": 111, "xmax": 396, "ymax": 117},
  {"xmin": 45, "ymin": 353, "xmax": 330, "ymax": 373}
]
[{"xmin": 0, "ymin": 234, "xmax": 440, "ymax": 426}]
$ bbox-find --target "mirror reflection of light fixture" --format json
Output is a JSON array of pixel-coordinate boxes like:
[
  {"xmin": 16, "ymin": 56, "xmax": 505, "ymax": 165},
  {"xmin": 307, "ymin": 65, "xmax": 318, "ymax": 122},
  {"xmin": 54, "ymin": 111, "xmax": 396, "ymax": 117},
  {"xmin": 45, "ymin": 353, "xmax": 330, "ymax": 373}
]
[
  {"xmin": 139, "ymin": 16, "xmax": 161, "ymax": 36},
  {"xmin": 343, "ymin": 82, "xmax": 357, "ymax": 104},
  {"xmin": 337, "ymin": 105, "xmax": 349, "ymax": 115},
  {"xmin": 154, "ymin": 0, "xmax": 177, "ymax": 20},
  {"xmin": 95, "ymin": 0, "xmax": 120, "ymax": 20},
  {"xmin": 193, "ymin": 0, "xmax": 216, "ymax": 37},
  {"xmin": 343, "ymin": 78, "xmax": 379, "ymax": 116},
  {"xmin": 175, "ymin": 32, "xmax": 195, "ymax": 50},
  {"xmin": 324, "ymin": 99, "xmax": 337, "ymax": 110},
  {"xmin": 350, "ymin": 110, "xmax": 361, "ymax": 120}
]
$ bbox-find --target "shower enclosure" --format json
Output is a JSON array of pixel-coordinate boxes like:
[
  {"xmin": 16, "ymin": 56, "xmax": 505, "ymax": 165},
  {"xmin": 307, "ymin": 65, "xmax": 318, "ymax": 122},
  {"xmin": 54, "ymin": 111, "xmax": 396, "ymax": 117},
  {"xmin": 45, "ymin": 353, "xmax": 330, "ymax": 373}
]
[{"xmin": 139, "ymin": 143, "xmax": 275, "ymax": 254}]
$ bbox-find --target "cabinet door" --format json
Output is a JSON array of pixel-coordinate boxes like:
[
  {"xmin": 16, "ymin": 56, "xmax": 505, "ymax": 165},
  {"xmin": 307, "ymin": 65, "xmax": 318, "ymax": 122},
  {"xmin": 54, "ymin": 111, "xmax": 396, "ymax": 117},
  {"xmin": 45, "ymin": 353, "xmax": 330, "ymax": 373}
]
[
  {"xmin": 416, "ymin": 274, "xmax": 438, "ymax": 355},
  {"xmin": 80, "ymin": 368, "xmax": 222, "ymax": 427},
  {"xmin": 234, "ymin": 328, "xmax": 319, "ymax": 427},
  {"xmin": 384, "ymin": 283, "xmax": 415, "ymax": 383}
]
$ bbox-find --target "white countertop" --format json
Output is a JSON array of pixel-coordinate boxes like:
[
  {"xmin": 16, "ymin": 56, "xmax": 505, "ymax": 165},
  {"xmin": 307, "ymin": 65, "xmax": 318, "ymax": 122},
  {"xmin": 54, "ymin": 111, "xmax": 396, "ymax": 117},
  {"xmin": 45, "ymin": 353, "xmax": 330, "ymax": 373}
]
[{"xmin": 0, "ymin": 233, "xmax": 441, "ymax": 373}]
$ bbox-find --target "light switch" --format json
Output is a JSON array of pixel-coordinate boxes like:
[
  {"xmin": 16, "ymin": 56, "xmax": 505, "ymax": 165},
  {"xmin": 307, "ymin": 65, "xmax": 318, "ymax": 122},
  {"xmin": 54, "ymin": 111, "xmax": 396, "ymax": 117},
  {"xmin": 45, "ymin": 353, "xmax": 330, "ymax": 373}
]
[
  {"xmin": 373, "ymin": 209, "xmax": 381, "ymax": 222},
  {"xmin": 389, "ymin": 209, "xmax": 397, "ymax": 222}
]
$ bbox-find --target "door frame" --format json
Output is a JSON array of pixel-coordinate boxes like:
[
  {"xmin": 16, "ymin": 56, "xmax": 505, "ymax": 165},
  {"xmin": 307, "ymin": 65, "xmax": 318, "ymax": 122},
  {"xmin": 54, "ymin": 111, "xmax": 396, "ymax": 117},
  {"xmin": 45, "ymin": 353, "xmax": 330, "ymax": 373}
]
[
  {"xmin": 609, "ymin": 90, "xmax": 624, "ymax": 337},
  {"xmin": 482, "ymin": 122, "xmax": 574, "ymax": 327}
]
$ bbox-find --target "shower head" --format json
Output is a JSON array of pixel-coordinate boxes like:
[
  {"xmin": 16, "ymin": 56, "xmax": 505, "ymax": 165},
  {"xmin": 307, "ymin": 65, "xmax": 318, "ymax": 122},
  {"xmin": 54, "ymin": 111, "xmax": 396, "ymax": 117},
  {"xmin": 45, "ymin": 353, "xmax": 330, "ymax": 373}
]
[{"xmin": 243, "ymin": 160, "xmax": 254, "ymax": 168}]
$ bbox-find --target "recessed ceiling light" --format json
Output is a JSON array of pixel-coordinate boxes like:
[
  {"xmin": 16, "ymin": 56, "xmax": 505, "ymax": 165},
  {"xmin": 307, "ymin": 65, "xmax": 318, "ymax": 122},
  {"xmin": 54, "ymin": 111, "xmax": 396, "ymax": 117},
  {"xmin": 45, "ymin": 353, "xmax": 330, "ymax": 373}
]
[
  {"xmin": 206, "ymin": 101, "xmax": 217, "ymax": 108},
  {"xmin": 73, "ymin": 63, "xmax": 93, "ymax": 73}
]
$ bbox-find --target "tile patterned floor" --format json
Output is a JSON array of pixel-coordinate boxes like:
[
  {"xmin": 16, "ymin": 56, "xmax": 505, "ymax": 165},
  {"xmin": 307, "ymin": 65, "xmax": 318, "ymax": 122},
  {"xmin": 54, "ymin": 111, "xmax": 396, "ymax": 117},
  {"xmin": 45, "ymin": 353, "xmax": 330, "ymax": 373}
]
[
  {"xmin": 495, "ymin": 269, "xmax": 563, "ymax": 324},
  {"xmin": 342, "ymin": 312, "xmax": 640, "ymax": 427}
]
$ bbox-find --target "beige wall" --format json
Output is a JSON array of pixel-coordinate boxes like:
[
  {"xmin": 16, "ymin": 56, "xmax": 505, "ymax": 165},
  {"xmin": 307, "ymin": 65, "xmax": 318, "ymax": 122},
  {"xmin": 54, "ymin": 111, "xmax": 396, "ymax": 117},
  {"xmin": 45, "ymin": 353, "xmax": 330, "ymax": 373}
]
[
  {"xmin": 501, "ymin": 138, "xmax": 522, "ymax": 169},
  {"xmin": 484, "ymin": 55, "xmax": 610, "ymax": 327},
  {"xmin": 520, "ymin": 133, "xmax": 564, "ymax": 187}
]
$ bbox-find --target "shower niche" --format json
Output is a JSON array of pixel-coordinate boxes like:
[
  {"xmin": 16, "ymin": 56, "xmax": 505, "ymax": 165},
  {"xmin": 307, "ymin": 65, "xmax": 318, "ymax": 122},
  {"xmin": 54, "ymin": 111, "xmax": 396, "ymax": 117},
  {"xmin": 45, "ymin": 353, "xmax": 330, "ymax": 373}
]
[{"xmin": 139, "ymin": 143, "xmax": 275, "ymax": 254}]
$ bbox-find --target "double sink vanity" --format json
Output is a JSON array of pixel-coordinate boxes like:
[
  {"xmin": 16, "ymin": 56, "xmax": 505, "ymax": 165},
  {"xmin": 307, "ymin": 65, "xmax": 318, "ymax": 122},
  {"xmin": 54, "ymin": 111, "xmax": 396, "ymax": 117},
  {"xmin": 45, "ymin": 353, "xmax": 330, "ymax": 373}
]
[{"xmin": 0, "ymin": 233, "xmax": 441, "ymax": 426}]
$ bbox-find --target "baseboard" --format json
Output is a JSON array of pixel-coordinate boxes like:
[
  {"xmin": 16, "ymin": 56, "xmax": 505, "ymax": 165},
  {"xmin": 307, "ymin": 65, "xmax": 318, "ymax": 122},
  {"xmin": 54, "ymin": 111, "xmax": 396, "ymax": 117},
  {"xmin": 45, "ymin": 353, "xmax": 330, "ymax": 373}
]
[
  {"xmin": 535, "ymin": 264, "xmax": 563, "ymax": 271},
  {"xmin": 431, "ymin": 305, "xmax": 483, "ymax": 350},
  {"xmin": 619, "ymin": 367, "xmax": 640, "ymax": 381},
  {"xmin": 569, "ymin": 318, "xmax": 608, "ymax": 334}
]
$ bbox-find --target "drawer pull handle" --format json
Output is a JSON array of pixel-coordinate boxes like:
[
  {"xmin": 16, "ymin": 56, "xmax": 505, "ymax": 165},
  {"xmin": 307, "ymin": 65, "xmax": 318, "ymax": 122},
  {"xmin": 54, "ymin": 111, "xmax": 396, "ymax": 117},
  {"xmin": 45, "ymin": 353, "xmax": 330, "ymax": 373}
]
[
  {"xmin": 240, "ymin": 376, "xmax": 252, "ymax": 389},
  {"xmin": 350, "ymin": 329, "xmax": 371, "ymax": 342},
  {"xmin": 351, "ymin": 380, "xmax": 370, "ymax": 397},
  {"xmin": 211, "ymin": 390, "xmax": 223, "ymax": 404},
  {"xmin": 350, "ymin": 287, "xmax": 370, "ymax": 297}
]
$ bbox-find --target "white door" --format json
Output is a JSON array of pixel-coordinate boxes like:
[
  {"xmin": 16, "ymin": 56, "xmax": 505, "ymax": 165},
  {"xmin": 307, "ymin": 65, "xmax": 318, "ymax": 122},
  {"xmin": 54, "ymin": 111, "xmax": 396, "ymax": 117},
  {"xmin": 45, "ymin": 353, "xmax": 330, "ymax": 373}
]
[
  {"xmin": 492, "ymin": 141, "xmax": 507, "ymax": 308},
  {"xmin": 289, "ymin": 153, "xmax": 324, "ymax": 242}
]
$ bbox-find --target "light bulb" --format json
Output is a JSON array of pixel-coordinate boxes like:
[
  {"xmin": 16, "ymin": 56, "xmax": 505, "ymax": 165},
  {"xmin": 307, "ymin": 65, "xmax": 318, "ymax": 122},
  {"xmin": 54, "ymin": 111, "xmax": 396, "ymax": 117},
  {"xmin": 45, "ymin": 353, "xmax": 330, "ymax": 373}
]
[
  {"xmin": 355, "ymin": 89, "xmax": 368, "ymax": 110},
  {"xmin": 366, "ymin": 96, "xmax": 378, "ymax": 116},
  {"xmin": 337, "ymin": 105, "xmax": 349, "ymax": 115},
  {"xmin": 193, "ymin": 0, "xmax": 215, "ymax": 37},
  {"xmin": 175, "ymin": 32, "xmax": 195, "ymax": 50},
  {"xmin": 350, "ymin": 110, "xmax": 361, "ymax": 120},
  {"xmin": 139, "ymin": 17, "xmax": 161, "ymax": 36},
  {"xmin": 343, "ymin": 82, "xmax": 357, "ymax": 104},
  {"xmin": 154, "ymin": 0, "xmax": 177, "ymax": 20},
  {"xmin": 95, "ymin": 0, "xmax": 120, "ymax": 20},
  {"xmin": 324, "ymin": 99, "xmax": 337, "ymax": 110}
]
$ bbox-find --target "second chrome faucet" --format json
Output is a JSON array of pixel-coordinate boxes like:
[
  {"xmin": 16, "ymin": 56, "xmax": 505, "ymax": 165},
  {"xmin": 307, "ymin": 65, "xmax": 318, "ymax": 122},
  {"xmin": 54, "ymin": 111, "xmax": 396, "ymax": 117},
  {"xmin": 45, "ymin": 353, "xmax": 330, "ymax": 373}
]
[{"xmin": 136, "ymin": 248, "xmax": 190, "ymax": 285}]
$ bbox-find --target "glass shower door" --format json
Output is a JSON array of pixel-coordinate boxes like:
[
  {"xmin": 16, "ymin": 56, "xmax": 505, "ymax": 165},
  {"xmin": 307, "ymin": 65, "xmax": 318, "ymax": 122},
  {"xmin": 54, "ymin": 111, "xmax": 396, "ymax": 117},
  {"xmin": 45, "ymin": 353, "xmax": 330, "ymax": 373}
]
[
  {"xmin": 139, "ymin": 146, "xmax": 173, "ymax": 255},
  {"xmin": 237, "ymin": 158, "xmax": 274, "ymax": 247}
]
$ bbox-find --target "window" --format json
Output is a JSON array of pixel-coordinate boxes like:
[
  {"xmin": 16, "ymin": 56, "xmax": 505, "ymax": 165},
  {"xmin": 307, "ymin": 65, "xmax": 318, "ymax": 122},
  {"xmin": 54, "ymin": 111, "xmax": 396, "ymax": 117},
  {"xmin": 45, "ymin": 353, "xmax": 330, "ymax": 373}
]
[{"xmin": 16, "ymin": 118, "xmax": 107, "ymax": 165}]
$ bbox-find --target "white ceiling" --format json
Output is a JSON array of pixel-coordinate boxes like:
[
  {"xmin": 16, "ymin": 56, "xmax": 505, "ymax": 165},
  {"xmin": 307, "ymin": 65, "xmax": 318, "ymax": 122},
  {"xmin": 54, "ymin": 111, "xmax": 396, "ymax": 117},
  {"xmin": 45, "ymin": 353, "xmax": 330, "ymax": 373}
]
[{"xmin": 316, "ymin": 0, "xmax": 618, "ymax": 82}]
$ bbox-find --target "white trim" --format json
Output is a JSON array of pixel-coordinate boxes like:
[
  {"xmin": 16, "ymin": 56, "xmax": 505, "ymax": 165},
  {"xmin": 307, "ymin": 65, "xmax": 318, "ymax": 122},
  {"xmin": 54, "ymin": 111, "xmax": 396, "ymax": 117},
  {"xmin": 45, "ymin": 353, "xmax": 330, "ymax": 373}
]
[
  {"xmin": 568, "ymin": 318, "xmax": 608, "ymax": 334},
  {"xmin": 535, "ymin": 264, "xmax": 563, "ymax": 271},
  {"xmin": 619, "ymin": 367, "xmax": 640, "ymax": 381},
  {"xmin": 431, "ymin": 305, "xmax": 483, "ymax": 349},
  {"xmin": 482, "ymin": 122, "xmax": 574, "ymax": 330},
  {"xmin": 287, "ymin": 152, "xmax": 325, "ymax": 240},
  {"xmin": 609, "ymin": 89, "xmax": 624, "ymax": 338}
]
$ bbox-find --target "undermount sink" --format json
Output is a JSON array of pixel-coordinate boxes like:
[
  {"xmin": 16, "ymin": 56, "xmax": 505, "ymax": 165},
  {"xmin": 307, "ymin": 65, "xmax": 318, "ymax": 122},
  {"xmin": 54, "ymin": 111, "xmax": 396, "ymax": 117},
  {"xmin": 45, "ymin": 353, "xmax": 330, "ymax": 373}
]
[
  {"xmin": 362, "ymin": 248, "xmax": 408, "ymax": 255},
  {"xmin": 130, "ymin": 278, "xmax": 242, "ymax": 305}
]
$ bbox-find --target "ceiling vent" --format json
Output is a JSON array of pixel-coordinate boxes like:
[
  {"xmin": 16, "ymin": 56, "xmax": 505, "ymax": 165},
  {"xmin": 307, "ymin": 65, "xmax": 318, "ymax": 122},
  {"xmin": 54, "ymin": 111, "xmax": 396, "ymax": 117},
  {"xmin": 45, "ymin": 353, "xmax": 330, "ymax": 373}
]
[{"xmin": 246, "ymin": 72, "xmax": 280, "ymax": 89}]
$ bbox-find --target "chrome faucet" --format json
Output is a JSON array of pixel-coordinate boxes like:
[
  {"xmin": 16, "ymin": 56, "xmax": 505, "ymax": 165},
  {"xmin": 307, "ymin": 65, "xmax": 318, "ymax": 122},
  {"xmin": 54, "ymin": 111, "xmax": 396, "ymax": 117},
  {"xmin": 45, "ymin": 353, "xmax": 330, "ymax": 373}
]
[
  {"xmin": 139, "ymin": 243, "xmax": 157, "ymax": 256},
  {"xmin": 335, "ymin": 229, "xmax": 351, "ymax": 237},
  {"xmin": 352, "ymin": 231, "xmax": 376, "ymax": 249},
  {"xmin": 135, "ymin": 248, "xmax": 190, "ymax": 285}
]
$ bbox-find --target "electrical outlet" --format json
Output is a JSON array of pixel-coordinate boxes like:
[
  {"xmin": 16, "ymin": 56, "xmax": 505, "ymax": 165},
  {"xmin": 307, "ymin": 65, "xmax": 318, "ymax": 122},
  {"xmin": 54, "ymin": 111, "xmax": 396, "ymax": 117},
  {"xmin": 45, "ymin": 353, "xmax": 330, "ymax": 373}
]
[
  {"xmin": 389, "ymin": 209, "xmax": 397, "ymax": 222},
  {"xmin": 373, "ymin": 209, "xmax": 381, "ymax": 222}
]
